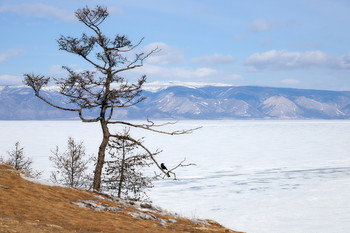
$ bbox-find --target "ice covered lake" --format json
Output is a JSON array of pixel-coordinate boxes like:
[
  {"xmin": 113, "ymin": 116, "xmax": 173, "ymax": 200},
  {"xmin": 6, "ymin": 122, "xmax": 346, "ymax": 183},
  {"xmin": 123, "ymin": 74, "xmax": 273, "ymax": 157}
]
[{"xmin": 1, "ymin": 120, "xmax": 350, "ymax": 233}]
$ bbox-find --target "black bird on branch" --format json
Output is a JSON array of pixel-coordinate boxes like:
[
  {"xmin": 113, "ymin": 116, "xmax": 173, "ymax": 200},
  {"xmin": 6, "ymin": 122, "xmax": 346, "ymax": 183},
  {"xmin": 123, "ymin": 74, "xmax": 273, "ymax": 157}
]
[
  {"xmin": 160, "ymin": 163, "xmax": 168, "ymax": 170},
  {"xmin": 160, "ymin": 163, "xmax": 170, "ymax": 177}
]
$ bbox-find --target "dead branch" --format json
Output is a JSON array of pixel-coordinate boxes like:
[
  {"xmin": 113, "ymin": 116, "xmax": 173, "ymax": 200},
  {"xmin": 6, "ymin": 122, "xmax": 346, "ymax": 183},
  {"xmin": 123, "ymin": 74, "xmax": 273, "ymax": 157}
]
[
  {"xmin": 155, "ymin": 158, "xmax": 196, "ymax": 180},
  {"xmin": 110, "ymin": 131, "xmax": 197, "ymax": 180},
  {"xmin": 107, "ymin": 119, "xmax": 202, "ymax": 135},
  {"xmin": 112, "ymin": 47, "xmax": 160, "ymax": 75}
]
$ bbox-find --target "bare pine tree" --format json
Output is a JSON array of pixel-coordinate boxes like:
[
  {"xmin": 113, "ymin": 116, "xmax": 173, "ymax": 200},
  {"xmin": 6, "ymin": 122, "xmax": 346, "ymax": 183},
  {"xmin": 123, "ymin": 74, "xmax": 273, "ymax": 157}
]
[
  {"xmin": 1, "ymin": 142, "xmax": 41, "ymax": 177},
  {"xmin": 103, "ymin": 128, "xmax": 154, "ymax": 200},
  {"xmin": 50, "ymin": 137, "xmax": 92, "ymax": 188},
  {"xmin": 24, "ymin": 5, "xmax": 199, "ymax": 191}
]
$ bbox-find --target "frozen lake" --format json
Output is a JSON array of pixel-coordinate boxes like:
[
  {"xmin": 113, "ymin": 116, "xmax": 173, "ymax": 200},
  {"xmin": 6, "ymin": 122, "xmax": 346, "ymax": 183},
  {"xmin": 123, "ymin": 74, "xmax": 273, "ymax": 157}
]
[{"xmin": 1, "ymin": 120, "xmax": 350, "ymax": 233}]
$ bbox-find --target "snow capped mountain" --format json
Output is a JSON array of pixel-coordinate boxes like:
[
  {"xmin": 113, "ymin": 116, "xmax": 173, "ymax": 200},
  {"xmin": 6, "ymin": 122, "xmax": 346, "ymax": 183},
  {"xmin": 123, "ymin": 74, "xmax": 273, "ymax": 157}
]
[
  {"xmin": 142, "ymin": 81, "xmax": 232, "ymax": 92},
  {"xmin": 261, "ymin": 96, "xmax": 301, "ymax": 119},
  {"xmin": 1, "ymin": 84, "xmax": 350, "ymax": 120},
  {"xmin": 295, "ymin": 96, "xmax": 345, "ymax": 117}
]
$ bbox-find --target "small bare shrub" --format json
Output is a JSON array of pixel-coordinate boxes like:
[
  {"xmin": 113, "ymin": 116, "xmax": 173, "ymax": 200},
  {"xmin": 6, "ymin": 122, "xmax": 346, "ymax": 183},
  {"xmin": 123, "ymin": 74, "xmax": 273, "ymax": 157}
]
[
  {"xmin": 1, "ymin": 141, "xmax": 41, "ymax": 177},
  {"xmin": 50, "ymin": 137, "xmax": 93, "ymax": 188}
]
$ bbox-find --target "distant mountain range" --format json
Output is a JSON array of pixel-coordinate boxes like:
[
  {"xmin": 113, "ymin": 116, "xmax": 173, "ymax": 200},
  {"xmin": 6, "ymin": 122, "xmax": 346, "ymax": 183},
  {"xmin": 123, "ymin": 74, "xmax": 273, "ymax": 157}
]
[{"xmin": 1, "ymin": 84, "xmax": 350, "ymax": 120}]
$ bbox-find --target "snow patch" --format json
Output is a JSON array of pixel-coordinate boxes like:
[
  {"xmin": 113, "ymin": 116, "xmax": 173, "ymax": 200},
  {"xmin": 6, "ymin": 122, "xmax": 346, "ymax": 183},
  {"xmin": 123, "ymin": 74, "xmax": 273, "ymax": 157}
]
[
  {"xmin": 143, "ymin": 81, "xmax": 233, "ymax": 92},
  {"xmin": 20, "ymin": 173, "xmax": 66, "ymax": 187}
]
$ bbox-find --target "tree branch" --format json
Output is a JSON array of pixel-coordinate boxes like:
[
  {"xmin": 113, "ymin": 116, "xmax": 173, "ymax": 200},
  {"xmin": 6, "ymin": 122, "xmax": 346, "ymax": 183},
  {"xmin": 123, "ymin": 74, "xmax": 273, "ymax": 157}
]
[
  {"xmin": 153, "ymin": 159, "xmax": 196, "ymax": 180},
  {"xmin": 35, "ymin": 94, "xmax": 81, "ymax": 112},
  {"xmin": 167, "ymin": 158, "xmax": 196, "ymax": 180},
  {"xmin": 114, "ymin": 37, "xmax": 144, "ymax": 52},
  {"xmin": 112, "ymin": 47, "xmax": 160, "ymax": 75},
  {"xmin": 109, "ymin": 133, "xmax": 168, "ymax": 178},
  {"xmin": 107, "ymin": 119, "xmax": 202, "ymax": 135},
  {"xmin": 78, "ymin": 111, "xmax": 100, "ymax": 122}
]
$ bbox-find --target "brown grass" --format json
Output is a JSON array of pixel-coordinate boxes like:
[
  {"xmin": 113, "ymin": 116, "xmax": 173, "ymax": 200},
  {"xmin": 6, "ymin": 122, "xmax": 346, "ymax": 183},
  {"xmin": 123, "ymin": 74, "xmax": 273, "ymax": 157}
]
[{"xmin": 0, "ymin": 164, "xmax": 243, "ymax": 233}]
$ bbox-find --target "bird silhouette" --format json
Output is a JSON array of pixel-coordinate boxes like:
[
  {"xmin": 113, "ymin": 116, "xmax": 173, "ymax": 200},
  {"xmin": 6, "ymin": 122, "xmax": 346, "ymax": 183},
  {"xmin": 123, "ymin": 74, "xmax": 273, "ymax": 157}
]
[{"xmin": 161, "ymin": 163, "xmax": 168, "ymax": 170}]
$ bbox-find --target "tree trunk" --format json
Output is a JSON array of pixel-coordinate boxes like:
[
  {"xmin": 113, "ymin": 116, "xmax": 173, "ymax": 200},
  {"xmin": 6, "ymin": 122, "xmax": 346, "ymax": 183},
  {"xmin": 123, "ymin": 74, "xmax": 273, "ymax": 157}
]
[
  {"xmin": 93, "ymin": 120, "xmax": 110, "ymax": 191},
  {"xmin": 93, "ymin": 71, "xmax": 112, "ymax": 191},
  {"xmin": 117, "ymin": 139, "xmax": 126, "ymax": 198}
]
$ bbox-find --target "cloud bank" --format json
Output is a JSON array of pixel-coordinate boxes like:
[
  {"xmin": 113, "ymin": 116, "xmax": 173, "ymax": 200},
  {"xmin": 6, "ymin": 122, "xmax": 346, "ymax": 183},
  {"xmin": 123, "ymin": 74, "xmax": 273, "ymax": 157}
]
[
  {"xmin": 0, "ymin": 74, "xmax": 23, "ymax": 86},
  {"xmin": 190, "ymin": 54, "xmax": 235, "ymax": 66},
  {"xmin": 245, "ymin": 50, "xmax": 350, "ymax": 71},
  {"xmin": 143, "ymin": 42, "xmax": 184, "ymax": 65}
]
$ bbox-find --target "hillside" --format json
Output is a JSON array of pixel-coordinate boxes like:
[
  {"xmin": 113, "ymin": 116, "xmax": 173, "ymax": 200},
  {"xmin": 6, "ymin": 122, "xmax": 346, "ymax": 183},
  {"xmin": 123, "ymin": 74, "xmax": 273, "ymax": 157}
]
[
  {"xmin": 0, "ymin": 164, "xmax": 242, "ymax": 233},
  {"xmin": 1, "ymin": 84, "xmax": 350, "ymax": 120}
]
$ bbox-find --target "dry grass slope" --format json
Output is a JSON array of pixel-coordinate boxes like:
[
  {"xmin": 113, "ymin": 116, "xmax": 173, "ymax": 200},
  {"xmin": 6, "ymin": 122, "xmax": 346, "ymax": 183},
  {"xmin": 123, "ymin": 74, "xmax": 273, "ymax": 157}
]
[{"xmin": 0, "ymin": 164, "xmax": 243, "ymax": 233}]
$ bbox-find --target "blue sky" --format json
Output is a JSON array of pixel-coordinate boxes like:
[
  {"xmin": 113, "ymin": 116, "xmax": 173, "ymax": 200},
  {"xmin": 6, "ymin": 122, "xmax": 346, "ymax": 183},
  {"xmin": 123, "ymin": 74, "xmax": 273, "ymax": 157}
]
[{"xmin": 1, "ymin": 0, "xmax": 350, "ymax": 90}]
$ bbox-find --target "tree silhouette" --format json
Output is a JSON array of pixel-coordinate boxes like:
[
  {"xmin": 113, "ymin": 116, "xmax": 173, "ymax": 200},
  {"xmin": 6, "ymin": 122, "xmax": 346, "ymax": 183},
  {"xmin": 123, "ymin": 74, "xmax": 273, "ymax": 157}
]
[{"xmin": 24, "ymin": 6, "xmax": 198, "ymax": 191}]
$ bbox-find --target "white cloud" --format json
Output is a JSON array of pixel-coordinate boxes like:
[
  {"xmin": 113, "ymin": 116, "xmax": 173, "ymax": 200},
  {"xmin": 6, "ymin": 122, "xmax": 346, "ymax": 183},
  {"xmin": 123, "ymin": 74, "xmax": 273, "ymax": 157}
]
[
  {"xmin": 130, "ymin": 64, "xmax": 241, "ymax": 82},
  {"xmin": 190, "ymin": 54, "xmax": 235, "ymax": 66},
  {"xmin": 143, "ymin": 42, "xmax": 184, "ymax": 65},
  {"xmin": 194, "ymin": 67, "xmax": 217, "ymax": 77},
  {"xmin": 125, "ymin": 42, "xmax": 240, "ymax": 82},
  {"xmin": 226, "ymin": 73, "xmax": 242, "ymax": 81},
  {"xmin": 0, "ymin": 50, "xmax": 23, "ymax": 63},
  {"xmin": 336, "ymin": 53, "xmax": 350, "ymax": 69},
  {"xmin": 281, "ymin": 79, "xmax": 301, "ymax": 85},
  {"xmin": 136, "ymin": 65, "xmax": 214, "ymax": 79},
  {"xmin": 0, "ymin": 74, "xmax": 23, "ymax": 86},
  {"xmin": 250, "ymin": 19, "xmax": 276, "ymax": 32},
  {"xmin": 244, "ymin": 50, "xmax": 331, "ymax": 71},
  {"xmin": 0, "ymin": 4, "xmax": 75, "ymax": 22}
]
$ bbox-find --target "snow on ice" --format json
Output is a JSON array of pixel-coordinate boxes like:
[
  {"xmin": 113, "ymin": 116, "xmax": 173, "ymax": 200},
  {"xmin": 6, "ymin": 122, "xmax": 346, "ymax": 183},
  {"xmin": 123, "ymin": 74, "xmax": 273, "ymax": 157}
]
[{"xmin": 1, "ymin": 120, "xmax": 350, "ymax": 233}]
